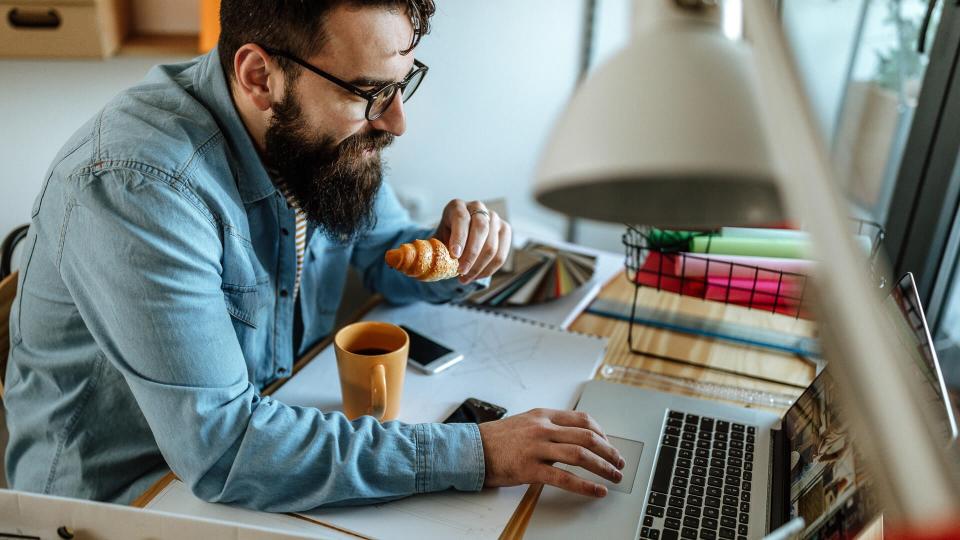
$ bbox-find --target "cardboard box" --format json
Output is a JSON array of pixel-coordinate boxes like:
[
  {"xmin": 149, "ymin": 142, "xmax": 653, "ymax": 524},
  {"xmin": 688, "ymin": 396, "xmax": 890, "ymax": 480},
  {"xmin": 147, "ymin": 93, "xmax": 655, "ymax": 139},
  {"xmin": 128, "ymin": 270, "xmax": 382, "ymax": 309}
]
[{"xmin": 0, "ymin": 0, "xmax": 128, "ymax": 58}]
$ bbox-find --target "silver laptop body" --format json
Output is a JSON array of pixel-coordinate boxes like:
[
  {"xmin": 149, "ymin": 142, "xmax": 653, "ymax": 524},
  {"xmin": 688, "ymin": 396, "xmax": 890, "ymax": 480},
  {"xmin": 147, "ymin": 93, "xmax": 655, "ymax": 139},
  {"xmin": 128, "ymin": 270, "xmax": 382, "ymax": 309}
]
[
  {"xmin": 527, "ymin": 380, "xmax": 781, "ymax": 540},
  {"xmin": 527, "ymin": 273, "xmax": 957, "ymax": 540}
]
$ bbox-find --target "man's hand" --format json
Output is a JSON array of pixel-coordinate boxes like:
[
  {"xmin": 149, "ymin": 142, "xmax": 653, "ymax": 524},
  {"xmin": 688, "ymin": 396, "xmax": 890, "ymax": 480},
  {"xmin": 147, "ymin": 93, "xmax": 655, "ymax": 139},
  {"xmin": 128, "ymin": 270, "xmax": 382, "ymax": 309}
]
[
  {"xmin": 435, "ymin": 199, "xmax": 512, "ymax": 284},
  {"xmin": 478, "ymin": 408, "xmax": 625, "ymax": 497}
]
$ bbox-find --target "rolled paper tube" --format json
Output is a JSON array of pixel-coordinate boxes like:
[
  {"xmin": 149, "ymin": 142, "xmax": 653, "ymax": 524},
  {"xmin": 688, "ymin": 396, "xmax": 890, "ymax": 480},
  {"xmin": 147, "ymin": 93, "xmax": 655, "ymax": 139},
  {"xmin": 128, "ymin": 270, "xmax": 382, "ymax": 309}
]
[
  {"xmin": 718, "ymin": 228, "xmax": 875, "ymax": 255},
  {"xmin": 706, "ymin": 276, "xmax": 803, "ymax": 295},
  {"xmin": 720, "ymin": 227, "xmax": 807, "ymax": 240},
  {"xmin": 636, "ymin": 254, "xmax": 810, "ymax": 315},
  {"xmin": 705, "ymin": 283, "xmax": 802, "ymax": 307},
  {"xmin": 653, "ymin": 253, "xmax": 815, "ymax": 280},
  {"xmin": 647, "ymin": 228, "xmax": 706, "ymax": 249},
  {"xmin": 690, "ymin": 236, "xmax": 810, "ymax": 259}
]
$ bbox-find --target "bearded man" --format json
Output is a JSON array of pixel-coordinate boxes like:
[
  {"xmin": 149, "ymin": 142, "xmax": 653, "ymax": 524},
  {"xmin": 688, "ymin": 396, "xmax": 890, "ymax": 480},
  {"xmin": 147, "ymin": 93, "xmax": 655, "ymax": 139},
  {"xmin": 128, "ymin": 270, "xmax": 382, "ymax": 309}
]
[{"xmin": 4, "ymin": 0, "xmax": 624, "ymax": 510}]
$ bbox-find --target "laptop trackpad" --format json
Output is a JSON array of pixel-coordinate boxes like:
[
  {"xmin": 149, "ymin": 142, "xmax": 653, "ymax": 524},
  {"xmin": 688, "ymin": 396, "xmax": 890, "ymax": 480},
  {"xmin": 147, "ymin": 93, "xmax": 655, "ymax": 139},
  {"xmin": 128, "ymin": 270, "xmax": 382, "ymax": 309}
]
[{"xmin": 562, "ymin": 435, "xmax": 644, "ymax": 494}]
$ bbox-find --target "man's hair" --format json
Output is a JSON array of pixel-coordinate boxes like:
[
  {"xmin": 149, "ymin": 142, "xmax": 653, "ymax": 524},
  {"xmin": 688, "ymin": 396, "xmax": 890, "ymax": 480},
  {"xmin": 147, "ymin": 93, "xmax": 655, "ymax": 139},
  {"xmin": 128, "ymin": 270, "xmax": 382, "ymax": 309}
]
[{"xmin": 218, "ymin": 0, "xmax": 436, "ymax": 81}]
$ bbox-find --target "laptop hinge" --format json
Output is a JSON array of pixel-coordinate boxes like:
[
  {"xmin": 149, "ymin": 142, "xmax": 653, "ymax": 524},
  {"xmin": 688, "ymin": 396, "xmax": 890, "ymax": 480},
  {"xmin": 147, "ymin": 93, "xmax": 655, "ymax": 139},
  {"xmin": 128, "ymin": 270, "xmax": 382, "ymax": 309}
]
[{"xmin": 767, "ymin": 428, "xmax": 790, "ymax": 530}]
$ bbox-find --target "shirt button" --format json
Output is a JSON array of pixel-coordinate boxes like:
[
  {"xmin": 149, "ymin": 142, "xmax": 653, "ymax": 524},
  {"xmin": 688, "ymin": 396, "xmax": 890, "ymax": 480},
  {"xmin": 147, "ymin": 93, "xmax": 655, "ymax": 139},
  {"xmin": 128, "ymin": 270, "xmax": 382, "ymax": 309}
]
[
  {"xmin": 280, "ymin": 289, "xmax": 289, "ymax": 298},
  {"xmin": 278, "ymin": 367, "xmax": 287, "ymax": 374},
  {"xmin": 281, "ymin": 227, "xmax": 290, "ymax": 236}
]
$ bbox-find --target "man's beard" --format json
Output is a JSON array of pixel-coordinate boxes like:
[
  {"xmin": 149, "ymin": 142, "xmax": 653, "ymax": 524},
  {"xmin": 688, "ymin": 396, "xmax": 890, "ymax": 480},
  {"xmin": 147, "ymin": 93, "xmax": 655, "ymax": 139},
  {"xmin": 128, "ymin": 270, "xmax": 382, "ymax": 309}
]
[{"xmin": 263, "ymin": 89, "xmax": 393, "ymax": 243}]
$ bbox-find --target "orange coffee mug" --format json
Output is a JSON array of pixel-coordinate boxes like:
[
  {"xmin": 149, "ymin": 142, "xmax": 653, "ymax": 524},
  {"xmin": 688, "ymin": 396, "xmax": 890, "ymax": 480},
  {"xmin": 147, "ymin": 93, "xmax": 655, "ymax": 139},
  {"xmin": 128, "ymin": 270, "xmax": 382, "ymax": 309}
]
[{"xmin": 334, "ymin": 321, "xmax": 409, "ymax": 421}]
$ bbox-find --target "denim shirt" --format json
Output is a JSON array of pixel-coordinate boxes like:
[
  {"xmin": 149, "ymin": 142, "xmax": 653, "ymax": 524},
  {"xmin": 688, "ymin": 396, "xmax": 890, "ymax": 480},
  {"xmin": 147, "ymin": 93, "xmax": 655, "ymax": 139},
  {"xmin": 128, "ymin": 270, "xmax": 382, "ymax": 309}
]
[{"xmin": 4, "ymin": 49, "xmax": 485, "ymax": 510}]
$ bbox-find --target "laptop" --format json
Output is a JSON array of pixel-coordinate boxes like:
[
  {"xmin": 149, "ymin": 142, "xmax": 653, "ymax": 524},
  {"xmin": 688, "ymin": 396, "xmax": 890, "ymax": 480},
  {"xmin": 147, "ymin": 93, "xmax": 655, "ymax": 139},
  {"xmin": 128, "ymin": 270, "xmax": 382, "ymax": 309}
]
[{"xmin": 526, "ymin": 272, "xmax": 958, "ymax": 540}]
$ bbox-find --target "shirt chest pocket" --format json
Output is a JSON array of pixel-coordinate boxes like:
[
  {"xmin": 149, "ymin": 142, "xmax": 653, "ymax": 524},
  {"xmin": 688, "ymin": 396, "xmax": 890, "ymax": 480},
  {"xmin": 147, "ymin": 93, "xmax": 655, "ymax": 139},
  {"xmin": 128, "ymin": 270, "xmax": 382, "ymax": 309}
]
[{"xmin": 220, "ymin": 230, "xmax": 271, "ymax": 329}]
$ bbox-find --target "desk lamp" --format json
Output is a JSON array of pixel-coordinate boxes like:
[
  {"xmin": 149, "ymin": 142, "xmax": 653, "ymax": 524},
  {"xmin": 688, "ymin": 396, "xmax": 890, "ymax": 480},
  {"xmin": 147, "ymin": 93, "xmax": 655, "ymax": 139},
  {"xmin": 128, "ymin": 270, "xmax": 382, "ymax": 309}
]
[
  {"xmin": 534, "ymin": 0, "xmax": 960, "ymax": 526},
  {"xmin": 535, "ymin": 0, "xmax": 779, "ymax": 228}
]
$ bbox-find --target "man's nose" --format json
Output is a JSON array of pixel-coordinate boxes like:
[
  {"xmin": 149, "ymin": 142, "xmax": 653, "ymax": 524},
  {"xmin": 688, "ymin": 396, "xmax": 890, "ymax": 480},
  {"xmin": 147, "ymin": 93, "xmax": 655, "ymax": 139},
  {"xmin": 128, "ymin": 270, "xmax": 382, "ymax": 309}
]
[{"xmin": 371, "ymin": 92, "xmax": 406, "ymax": 136}]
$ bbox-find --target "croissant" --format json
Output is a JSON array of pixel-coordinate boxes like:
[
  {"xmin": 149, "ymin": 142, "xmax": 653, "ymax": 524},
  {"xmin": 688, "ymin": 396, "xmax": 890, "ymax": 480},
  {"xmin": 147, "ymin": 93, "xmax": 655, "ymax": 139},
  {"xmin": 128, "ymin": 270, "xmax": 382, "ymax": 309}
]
[{"xmin": 385, "ymin": 238, "xmax": 460, "ymax": 282}]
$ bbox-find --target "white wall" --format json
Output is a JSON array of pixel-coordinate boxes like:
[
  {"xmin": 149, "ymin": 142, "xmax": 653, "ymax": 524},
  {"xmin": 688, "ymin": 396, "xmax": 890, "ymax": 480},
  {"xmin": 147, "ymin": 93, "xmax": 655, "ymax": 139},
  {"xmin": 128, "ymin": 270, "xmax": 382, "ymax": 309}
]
[
  {"xmin": 0, "ymin": 0, "xmax": 587, "ymax": 248},
  {"xmin": 381, "ymin": 0, "xmax": 582, "ymax": 240}
]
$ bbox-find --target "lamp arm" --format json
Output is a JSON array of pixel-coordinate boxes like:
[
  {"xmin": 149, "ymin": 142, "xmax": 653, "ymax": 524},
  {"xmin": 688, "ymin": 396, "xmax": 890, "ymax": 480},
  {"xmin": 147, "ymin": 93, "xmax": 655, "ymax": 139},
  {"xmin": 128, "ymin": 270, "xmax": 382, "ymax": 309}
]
[{"xmin": 743, "ymin": 0, "xmax": 960, "ymax": 521}]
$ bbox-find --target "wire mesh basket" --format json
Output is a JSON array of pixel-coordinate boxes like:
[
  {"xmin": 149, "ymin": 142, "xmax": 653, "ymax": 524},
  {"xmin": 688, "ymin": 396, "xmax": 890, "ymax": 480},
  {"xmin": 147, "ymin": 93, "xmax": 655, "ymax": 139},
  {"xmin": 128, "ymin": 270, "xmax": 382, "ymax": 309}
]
[
  {"xmin": 622, "ymin": 220, "xmax": 885, "ymax": 319},
  {"xmin": 609, "ymin": 220, "xmax": 885, "ymax": 389}
]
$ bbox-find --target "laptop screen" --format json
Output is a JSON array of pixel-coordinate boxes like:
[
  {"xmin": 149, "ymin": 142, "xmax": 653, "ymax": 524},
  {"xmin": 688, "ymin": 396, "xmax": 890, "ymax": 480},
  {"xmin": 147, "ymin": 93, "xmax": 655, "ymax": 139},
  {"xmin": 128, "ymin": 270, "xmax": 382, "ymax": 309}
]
[
  {"xmin": 886, "ymin": 273, "xmax": 959, "ymax": 440},
  {"xmin": 781, "ymin": 272, "xmax": 957, "ymax": 538},
  {"xmin": 782, "ymin": 370, "xmax": 877, "ymax": 538}
]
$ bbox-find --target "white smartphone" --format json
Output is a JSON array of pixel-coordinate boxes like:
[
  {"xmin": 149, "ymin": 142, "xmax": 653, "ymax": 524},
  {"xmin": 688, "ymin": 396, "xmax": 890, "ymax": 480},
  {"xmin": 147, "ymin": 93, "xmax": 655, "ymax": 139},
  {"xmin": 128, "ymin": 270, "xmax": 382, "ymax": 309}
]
[{"xmin": 400, "ymin": 324, "xmax": 464, "ymax": 375}]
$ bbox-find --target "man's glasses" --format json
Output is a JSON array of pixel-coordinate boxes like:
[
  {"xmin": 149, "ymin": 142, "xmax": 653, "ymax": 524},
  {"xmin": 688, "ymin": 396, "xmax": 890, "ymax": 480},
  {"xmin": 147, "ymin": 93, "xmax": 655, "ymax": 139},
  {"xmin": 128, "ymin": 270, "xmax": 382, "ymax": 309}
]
[{"xmin": 263, "ymin": 47, "xmax": 428, "ymax": 121}]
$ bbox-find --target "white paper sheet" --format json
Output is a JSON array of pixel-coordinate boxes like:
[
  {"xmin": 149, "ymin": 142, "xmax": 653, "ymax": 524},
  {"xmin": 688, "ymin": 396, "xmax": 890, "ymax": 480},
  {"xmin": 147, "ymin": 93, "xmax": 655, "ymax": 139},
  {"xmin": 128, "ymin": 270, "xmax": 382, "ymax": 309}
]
[{"xmin": 273, "ymin": 301, "xmax": 608, "ymax": 539}]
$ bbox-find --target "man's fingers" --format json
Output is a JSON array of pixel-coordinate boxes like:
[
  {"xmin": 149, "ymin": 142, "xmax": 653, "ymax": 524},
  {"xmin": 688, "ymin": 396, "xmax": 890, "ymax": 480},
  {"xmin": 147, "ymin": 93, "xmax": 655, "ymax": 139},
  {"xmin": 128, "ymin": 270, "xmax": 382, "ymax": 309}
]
[
  {"xmin": 551, "ymin": 427, "xmax": 624, "ymax": 470},
  {"xmin": 536, "ymin": 464, "xmax": 608, "ymax": 498},
  {"xmin": 548, "ymin": 410, "xmax": 608, "ymax": 441},
  {"xmin": 475, "ymin": 216, "xmax": 511, "ymax": 279},
  {"xmin": 465, "ymin": 213, "xmax": 501, "ymax": 280},
  {"xmin": 443, "ymin": 200, "xmax": 469, "ymax": 259},
  {"xmin": 543, "ymin": 443, "xmax": 623, "ymax": 483},
  {"xmin": 458, "ymin": 203, "xmax": 490, "ymax": 277}
]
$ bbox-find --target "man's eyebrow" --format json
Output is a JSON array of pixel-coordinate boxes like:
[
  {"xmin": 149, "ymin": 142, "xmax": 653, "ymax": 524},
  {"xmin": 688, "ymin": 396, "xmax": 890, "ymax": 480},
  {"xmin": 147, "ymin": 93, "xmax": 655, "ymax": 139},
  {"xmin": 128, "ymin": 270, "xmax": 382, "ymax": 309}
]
[{"xmin": 347, "ymin": 75, "xmax": 397, "ymax": 87}]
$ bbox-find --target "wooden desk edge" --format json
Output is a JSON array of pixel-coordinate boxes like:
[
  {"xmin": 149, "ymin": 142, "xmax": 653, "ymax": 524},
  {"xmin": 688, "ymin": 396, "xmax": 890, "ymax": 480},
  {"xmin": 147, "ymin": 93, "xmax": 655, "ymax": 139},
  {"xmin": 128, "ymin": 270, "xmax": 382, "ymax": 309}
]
[{"xmin": 131, "ymin": 471, "xmax": 177, "ymax": 508}]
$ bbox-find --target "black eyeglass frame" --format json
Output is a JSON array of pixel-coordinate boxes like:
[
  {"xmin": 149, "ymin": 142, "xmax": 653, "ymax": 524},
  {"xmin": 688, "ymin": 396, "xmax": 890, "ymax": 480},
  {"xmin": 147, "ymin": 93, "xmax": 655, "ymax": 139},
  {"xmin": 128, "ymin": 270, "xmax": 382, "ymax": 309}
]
[{"xmin": 262, "ymin": 47, "xmax": 428, "ymax": 121}]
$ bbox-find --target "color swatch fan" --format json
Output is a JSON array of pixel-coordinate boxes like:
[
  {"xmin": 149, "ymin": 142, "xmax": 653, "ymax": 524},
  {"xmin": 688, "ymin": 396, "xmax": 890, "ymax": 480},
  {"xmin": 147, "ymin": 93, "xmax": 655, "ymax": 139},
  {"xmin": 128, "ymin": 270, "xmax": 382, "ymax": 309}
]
[{"xmin": 468, "ymin": 242, "xmax": 597, "ymax": 306}]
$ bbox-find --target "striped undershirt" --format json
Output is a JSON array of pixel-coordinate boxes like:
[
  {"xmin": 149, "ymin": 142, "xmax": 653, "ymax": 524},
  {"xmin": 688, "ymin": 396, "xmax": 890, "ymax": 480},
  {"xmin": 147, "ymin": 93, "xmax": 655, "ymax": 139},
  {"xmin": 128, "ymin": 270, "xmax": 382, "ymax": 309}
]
[{"xmin": 269, "ymin": 172, "xmax": 308, "ymax": 299}]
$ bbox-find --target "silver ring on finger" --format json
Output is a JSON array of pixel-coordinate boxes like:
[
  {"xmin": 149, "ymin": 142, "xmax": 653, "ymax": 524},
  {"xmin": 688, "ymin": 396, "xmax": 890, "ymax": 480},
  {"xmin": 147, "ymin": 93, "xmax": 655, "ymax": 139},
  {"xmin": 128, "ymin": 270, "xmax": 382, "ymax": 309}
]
[{"xmin": 469, "ymin": 208, "xmax": 490, "ymax": 218}]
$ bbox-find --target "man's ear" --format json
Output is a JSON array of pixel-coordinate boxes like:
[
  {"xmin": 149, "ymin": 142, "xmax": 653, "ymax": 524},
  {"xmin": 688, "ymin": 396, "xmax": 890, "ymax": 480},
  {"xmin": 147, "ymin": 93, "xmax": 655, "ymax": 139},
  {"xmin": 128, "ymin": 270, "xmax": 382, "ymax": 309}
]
[{"xmin": 233, "ymin": 44, "xmax": 283, "ymax": 112}]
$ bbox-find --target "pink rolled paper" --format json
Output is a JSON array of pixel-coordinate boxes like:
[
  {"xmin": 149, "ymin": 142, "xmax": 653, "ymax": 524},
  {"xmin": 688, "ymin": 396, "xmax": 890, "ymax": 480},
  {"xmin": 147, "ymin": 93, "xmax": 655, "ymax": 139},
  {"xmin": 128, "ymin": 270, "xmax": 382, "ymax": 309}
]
[
  {"xmin": 659, "ymin": 253, "xmax": 815, "ymax": 279},
  {"xmin": 706, "ymin": 276, "xmax": 803, "ymax": 296},
  {"xmin": 705, "ymin": 281, "xmax": 802, "ymax": 306}
]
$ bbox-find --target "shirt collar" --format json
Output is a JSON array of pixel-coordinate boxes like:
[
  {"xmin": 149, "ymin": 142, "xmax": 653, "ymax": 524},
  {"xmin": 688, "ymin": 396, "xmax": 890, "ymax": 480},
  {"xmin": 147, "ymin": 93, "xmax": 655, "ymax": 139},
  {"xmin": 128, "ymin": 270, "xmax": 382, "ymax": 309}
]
[
  {"xmin": 266, "ymin": 168, "xmax": 301, "ymax": 211},
  {"xmin": 193, "ymin": 48, "xmax": 278, "ymax": 205}
]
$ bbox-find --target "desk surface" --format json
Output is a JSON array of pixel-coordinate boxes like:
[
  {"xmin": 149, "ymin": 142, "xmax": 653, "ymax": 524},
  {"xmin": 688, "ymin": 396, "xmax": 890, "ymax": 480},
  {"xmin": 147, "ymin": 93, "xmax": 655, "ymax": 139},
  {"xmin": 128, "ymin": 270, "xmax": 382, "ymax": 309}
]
[{"xmin": 134, "ymin": 273, "xmax": 864, "ymax": 538}]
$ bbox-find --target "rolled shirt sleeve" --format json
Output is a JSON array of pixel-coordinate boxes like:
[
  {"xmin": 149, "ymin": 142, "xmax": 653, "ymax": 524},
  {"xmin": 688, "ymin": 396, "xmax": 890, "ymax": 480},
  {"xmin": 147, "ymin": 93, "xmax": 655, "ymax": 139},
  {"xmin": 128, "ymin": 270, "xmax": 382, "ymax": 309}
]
[{"xmin": 57, "ymin": 169, "xmax": 483, "ymax": 511}]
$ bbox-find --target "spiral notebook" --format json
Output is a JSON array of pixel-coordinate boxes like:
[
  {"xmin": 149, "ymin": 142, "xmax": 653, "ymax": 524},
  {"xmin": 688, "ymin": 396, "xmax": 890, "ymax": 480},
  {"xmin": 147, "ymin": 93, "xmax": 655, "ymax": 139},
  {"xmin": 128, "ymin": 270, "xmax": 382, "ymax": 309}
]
[{"xmin": 146, "ymin": 301, "xmax": 608, "ymax": 540}]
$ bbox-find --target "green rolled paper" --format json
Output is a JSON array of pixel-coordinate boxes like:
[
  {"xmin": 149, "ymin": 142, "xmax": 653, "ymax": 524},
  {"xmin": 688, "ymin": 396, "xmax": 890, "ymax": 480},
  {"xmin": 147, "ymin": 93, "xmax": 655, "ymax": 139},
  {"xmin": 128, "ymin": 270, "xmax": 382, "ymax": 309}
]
[
  {"xmin": 689, "ymin": 236, "xmax": 809, "ymax": 259},
  {"xmin": 719, "ymin": 227, "xmax": 875, "ymax": 255},
  {"xmin": 647, "ymin": 228, "xmax": 709, "ymax": 249}
]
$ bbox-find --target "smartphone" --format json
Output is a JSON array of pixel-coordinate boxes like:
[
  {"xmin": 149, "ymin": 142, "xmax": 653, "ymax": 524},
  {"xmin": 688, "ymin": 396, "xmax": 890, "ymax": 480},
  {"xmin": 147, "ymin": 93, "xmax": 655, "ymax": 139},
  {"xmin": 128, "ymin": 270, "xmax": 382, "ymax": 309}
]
[
  {"xmin": 443, "ymin": 398, "xmax": 507, "ymax": 424},
  {"xmin": 399, "ymin": 324, "xmax": 464, "ymax": 375}
]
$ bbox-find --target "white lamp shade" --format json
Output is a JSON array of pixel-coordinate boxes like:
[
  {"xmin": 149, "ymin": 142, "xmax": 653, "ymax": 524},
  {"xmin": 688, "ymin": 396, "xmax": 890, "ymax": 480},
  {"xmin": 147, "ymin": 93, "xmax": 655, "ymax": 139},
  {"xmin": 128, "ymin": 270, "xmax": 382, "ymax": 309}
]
[{"xmin": 534, "ymin": 18, "xmax": 782, "ymax": 228}]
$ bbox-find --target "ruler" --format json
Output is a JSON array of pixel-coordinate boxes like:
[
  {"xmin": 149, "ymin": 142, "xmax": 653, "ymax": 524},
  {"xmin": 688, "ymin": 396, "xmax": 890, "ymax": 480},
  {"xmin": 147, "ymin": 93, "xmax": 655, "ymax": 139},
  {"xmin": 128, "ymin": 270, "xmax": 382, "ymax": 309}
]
[{"xmin": 586, "ymin": 298, "xmax": 822, "ymax": 361}]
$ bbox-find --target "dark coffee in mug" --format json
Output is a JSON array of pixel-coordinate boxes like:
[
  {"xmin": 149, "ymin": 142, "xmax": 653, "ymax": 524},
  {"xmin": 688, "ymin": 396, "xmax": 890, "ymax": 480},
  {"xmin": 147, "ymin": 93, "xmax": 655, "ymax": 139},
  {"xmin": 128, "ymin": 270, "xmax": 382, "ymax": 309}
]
[{"xmin": 351, "ymin": 347, "xmax": 391, "ymax": 356}]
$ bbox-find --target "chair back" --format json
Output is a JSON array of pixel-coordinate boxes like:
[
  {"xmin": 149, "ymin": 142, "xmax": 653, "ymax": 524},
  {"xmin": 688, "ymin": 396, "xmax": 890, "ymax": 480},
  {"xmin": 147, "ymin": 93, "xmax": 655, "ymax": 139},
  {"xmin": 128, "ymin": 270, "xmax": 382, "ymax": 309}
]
[
  {"xmin": 1, "ymin": 224, "xmax": 29, "ymax": 280},
  {"xmin": 1, "ymin": 225, "xmax": 29, "ymax": 397},
  {"xmin": 0, "ymin": 271, "xmax": 16, "ymax": 397}
]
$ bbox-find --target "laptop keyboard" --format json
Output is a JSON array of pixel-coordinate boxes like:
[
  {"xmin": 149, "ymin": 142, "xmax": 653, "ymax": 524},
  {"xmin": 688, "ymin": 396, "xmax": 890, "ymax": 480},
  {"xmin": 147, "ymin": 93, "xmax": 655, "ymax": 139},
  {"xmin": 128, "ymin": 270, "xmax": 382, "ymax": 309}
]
[{"xmin": 640, "ymin": 410, "xmax": 757, "ymax": 540}]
